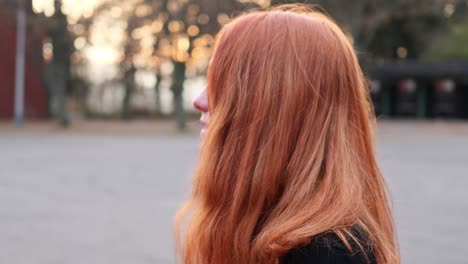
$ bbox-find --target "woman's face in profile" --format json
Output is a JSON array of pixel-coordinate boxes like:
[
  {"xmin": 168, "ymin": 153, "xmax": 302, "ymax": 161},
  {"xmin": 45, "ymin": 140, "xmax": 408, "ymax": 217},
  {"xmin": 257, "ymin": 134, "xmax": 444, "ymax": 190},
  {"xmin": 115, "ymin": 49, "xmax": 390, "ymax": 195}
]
[{"xmin": 194, "ymin": 89, "xmax": 209, "ymax": 137}]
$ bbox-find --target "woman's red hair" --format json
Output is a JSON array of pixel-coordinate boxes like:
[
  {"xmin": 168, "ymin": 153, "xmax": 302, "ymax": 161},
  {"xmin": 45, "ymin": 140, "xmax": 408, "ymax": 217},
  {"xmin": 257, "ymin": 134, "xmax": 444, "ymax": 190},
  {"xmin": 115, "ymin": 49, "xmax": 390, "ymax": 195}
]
[{"xmin": 175, "ymin": 5, "xmax": 399, "ymax": 264}]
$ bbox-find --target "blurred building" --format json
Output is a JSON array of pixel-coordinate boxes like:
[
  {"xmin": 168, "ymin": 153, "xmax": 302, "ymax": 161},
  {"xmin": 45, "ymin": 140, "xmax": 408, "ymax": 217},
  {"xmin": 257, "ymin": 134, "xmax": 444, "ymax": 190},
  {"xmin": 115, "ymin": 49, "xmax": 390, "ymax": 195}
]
[
  {"xmin": 367, "ymin": 62, "xmax": 468, "ymax": 119},
  {"xmin": 0, "ymin": 0, "xmax": 48, "ymax": 119}
]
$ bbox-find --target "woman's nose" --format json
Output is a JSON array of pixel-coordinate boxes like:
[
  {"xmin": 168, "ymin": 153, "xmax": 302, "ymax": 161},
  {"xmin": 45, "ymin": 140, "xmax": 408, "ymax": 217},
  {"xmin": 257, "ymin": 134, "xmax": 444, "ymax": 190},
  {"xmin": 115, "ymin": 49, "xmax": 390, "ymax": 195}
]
[{"xmin": 193, "ymin": 90, "xmax": 209, "ymax": 112}]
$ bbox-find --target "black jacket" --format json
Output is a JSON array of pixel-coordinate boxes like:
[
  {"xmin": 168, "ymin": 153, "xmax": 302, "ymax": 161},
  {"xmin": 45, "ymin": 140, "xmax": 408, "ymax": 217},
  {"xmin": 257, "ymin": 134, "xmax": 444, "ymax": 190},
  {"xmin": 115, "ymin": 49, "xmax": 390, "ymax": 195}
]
[{"xmin": 281, "ymin": 232, "xmax": 377, "ymax": 264}]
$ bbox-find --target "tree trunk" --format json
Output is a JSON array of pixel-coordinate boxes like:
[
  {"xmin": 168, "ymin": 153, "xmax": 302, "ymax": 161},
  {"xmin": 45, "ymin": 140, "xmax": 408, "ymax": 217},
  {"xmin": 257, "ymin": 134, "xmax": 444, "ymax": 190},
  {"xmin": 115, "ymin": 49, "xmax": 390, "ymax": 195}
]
[
  {"xmin": 154, "ymin": 70, "xmax": 162, "ymax": 115},
  {"xmin": 171, "ymin": 61, "xmax": 187, "ymax": 130},
  {"xmin": 51, "ymin": 0, "xmax": 70, "ymax": 127},
  {"xmin": 55, "ymin": 64, "xmax": 70, "ymax": 126},
  {"xmin": 122, "ymin": 65, "xmax": 136, "ymax": 119}
]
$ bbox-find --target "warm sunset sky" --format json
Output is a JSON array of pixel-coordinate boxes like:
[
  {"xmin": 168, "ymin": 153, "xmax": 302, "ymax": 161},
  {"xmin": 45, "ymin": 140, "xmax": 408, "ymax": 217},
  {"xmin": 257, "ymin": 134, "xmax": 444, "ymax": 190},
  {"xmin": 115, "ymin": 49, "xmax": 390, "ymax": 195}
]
[
  {"xmin": 33, "ymin": 0, "xmax": 103, "ymax": 19},
  {"xmin": 33, "ymin": 0, "xmax": 123, "ymax": 74}
]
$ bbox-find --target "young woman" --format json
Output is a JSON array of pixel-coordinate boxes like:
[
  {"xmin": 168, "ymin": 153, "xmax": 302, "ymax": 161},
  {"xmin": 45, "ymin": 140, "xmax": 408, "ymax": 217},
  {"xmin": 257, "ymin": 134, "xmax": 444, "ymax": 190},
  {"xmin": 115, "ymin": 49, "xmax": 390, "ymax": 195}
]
[{"xmin": 175, "ymin": 5, "xmax": 400, "ymax": 264}]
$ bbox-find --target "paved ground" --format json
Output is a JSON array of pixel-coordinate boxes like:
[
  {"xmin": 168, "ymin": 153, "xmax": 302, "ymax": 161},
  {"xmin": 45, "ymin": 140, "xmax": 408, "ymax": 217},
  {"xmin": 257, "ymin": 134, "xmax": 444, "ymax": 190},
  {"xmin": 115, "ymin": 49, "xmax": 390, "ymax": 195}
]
[{"xmin": 0, "ymin": 120, "xmax": 467, "ymax": 264}]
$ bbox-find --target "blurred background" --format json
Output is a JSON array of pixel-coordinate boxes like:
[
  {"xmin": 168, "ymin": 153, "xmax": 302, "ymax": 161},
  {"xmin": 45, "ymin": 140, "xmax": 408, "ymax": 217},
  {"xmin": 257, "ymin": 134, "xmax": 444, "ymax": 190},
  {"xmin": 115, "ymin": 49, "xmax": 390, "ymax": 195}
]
[{"xmin": 0, "ymin": 0, "xmax": 467, "ymax": 263}]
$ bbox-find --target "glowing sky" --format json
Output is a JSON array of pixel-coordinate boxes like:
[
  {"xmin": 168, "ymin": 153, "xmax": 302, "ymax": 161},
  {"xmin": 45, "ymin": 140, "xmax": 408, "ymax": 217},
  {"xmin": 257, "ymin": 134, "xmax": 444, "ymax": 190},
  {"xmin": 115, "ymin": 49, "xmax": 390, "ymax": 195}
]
[
  {"xmin": 33, "ymin": 0, "xmax": 123, "ymax": 67},
  {"xmin": 32, "ymin": 0, "xmax": 103, "ymax": 19}
]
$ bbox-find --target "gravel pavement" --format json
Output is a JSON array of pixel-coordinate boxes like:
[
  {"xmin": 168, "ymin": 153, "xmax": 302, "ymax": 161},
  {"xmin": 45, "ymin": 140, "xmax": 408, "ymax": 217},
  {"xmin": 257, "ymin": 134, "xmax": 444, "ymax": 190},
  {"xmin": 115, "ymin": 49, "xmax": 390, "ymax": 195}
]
[{"xmin": 0, "ymin": 120, "xmax": 467, "ymax": 264}]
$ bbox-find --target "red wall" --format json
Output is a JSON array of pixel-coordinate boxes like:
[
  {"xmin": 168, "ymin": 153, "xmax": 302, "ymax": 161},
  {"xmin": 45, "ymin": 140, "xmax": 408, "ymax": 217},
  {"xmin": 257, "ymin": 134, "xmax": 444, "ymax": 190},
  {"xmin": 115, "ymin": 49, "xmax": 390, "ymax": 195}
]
[{"xmin": 0, "ymin": 10, "xmax": 47, "ymax": 119}]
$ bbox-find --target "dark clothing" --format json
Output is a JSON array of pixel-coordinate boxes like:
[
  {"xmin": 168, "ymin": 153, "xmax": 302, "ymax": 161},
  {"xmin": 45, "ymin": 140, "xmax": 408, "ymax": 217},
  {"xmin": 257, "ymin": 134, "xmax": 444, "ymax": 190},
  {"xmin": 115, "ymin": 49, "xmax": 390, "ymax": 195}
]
[{"xmin": 281, "ymin": 232, "xmax": 377, "ymax": 264}]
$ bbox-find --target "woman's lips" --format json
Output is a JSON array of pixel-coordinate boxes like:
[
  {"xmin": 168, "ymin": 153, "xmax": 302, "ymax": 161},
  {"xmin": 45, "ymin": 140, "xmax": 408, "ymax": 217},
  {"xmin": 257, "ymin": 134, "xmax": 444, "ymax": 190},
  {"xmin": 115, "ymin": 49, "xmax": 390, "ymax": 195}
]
[
  {"xmin": 200, "ymin": 113, "xmax": 209, "ymax": 137},
  {"xmin": 200, "ymin": 113, "xmax": 209, "ymax": 125},
  {"xmin": 200, "ymin": 119, "xmax": 208, "ymax": 137}
]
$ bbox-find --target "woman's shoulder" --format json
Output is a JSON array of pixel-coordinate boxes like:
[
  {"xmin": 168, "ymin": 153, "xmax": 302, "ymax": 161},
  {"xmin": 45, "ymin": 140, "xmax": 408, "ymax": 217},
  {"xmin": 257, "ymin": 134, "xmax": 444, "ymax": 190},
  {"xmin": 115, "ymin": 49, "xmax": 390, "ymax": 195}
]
[{"xmin": 281, "ymin": 231, "xmax": 377, "ymax": 264}]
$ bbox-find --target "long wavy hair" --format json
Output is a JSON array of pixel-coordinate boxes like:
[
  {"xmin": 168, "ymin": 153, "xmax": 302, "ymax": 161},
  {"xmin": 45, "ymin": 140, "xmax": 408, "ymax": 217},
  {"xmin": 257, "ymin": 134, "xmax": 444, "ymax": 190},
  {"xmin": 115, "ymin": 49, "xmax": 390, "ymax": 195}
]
[{"xmin": 175, "ymin": 5, "xmax": 399, "ymax": 264}]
